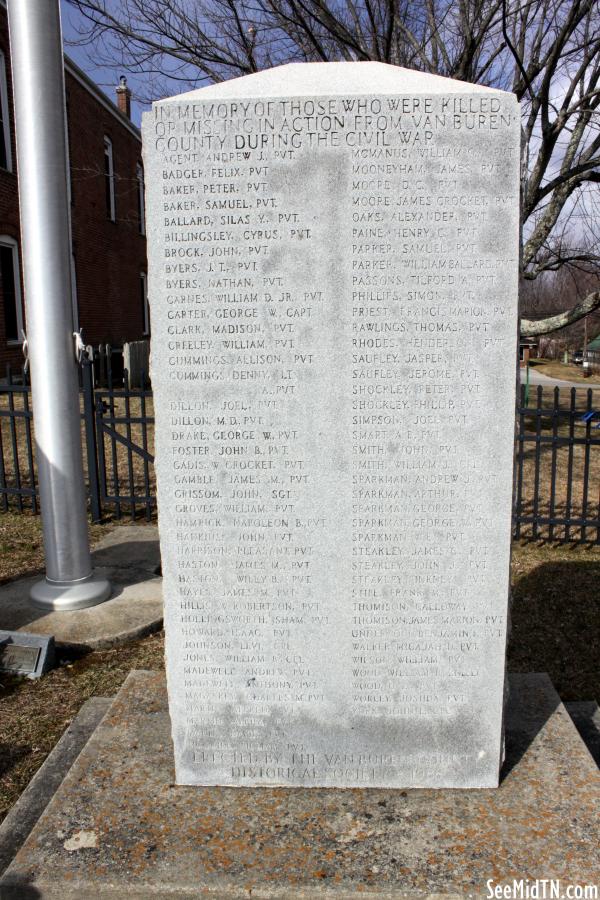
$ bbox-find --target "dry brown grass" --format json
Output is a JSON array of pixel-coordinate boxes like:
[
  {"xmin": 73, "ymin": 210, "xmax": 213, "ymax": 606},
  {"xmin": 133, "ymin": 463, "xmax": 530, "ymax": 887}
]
[
  {"xmin": 528, "ymin": 358, "xmax": 600, "ymax": 384},
  {"xmin": 0, "ymin": 515, "xmax": 166, "ymax": 824},
  {"xmin": 0, "ymin": 629, "xmax": 165, "ymax": 824},
  {"xmin": 517, "ymin": 387, "xmax": 600, "ymax": 541},
  {"xmin": 509, "ymin": 540, "xmax": 600, "ymax": 702},
  {"xmin": 0, "ymin": 513, "xmax": 45, "ymax": 582},
  {"xmin": 0, "ymin": 383, "xmax": 599, "ymax": 825},
  {"xmin": 0, "ymin": 531, "xmax": 598, "ymax": 827},
  {"xmin": 0, "ymin": 514, "xmax": 136, "ymax": 584},
  {"xmin": 0, "ymin": 389, "xmax": 155, "ymax": 522}
]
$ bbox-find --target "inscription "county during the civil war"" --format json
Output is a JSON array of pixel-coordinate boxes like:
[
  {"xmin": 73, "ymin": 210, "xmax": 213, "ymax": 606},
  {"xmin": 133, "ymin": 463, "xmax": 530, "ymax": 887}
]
[{"xmin": 142, "ymin": 62, "xmax": 520, "ymax": 789}]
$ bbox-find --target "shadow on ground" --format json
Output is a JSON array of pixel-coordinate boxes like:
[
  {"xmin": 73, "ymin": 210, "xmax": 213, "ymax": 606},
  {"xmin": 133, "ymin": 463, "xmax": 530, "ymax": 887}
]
[
  {"xmin": 0, "ymin": 743, "xmax": 30, "ymax": 781},
  {"xmin": 508, "ymin": 557, "xmax": 600, "ymax": 701},
  {"xmin": 0, "ymin": 538, "xmax": 160, "ymax": 632}
]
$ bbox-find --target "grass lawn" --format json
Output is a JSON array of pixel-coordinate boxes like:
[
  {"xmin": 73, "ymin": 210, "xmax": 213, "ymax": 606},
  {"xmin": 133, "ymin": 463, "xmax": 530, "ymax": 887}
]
[
  {"xmin": 0, "ymin": 629, "xmax": 165, "ymax": 826},
  {"xmin": 0, "ymin": 520, "xmax": 598, "ymax": 826},
  {"xmin": 528, "ymin": 358, "xmax": 600, "ymax": 384},
  {"xmin": 509, "ymin": 539, "xmax": 600, "ymax": 701},
  {"xmin": 0, "ymin": 512, "xmax": 109, "ymax": 583},
  {"xmin": 2, "ymin": 382, "xmax": 599, "ymax": 545},
  {"xmin": 516, "ymin": 386, "xmax": 600, "ymax": 542},
  {"xmin": 0, "ymin": 391, "xmax": 155, "ymax": 524}
]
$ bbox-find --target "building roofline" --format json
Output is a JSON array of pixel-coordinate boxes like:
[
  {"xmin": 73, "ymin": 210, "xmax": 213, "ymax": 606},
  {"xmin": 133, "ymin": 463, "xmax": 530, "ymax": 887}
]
[
  {"xmin": 64, "ymin": 55, "xmax": 141, "ymax": 142},
  {"xmin": 0, "ymin": 0, "xmax": 141, "ymax": 142}
]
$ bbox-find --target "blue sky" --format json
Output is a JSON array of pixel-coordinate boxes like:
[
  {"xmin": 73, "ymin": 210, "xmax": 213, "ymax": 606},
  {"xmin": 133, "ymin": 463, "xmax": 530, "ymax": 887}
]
[{"xmin": 60, "ymin": 1, "xmax": 153, "ymax": 126}]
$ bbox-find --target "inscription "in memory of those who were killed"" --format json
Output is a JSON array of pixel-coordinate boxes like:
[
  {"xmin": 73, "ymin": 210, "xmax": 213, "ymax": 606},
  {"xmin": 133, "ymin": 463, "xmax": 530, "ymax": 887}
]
[{"xmin": 143, "ymin": 63, "xmax": 520, "ymax": 789}]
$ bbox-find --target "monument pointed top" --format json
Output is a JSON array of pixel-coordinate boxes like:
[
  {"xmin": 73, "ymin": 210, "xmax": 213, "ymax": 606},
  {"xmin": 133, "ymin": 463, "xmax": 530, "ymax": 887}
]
[
  {"xmin": 156, "ymin": 61, "xmax": 513, "ymax": 102},
  {"xmin": 142, "ymin": 56, "xmax": 520, "ymax": 790}
]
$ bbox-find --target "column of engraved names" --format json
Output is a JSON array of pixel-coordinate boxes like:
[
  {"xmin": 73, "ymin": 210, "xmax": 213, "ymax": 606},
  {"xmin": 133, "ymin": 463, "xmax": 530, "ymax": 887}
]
[
  {"xmin": 349, "ymin": 97, "xmax": 513, "ymax": 719},
  {"xmin": 155, "ymin": 102, "xmax": 330, "ymax": 751}
]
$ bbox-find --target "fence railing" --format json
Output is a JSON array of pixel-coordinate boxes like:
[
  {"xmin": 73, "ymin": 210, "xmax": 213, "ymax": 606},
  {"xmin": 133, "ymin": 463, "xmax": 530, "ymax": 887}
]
[
  {"xmin": 1, "ymin": 368, "xmax": 599, "ymax": 542},
  {"xmin": 0, "ymin": 367, "xmax": 37, "ymax": 514},
  {"xmin": 0, "ymin": 360, "xmax": 155, "ymax": 524},
  {"xmin": 91, "ymin": 362, "xmax": 155, "ymax": 521},
  {"xmin": 514, "ymin": 384, "xmax": 600, "ymax": 542}
]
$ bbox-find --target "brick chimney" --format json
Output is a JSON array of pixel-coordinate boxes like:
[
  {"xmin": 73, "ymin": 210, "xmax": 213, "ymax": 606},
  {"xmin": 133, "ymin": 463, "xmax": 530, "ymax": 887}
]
[{"xmin": 116, "ymin": 76, "xmax": 131, "ymax": 118}]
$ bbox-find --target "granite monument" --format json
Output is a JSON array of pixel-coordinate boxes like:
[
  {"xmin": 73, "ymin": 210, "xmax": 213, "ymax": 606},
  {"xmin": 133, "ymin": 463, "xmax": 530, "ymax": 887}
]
[{"xmin": 142, "ymin": 62, "xmax": 520, "ymax": 788}]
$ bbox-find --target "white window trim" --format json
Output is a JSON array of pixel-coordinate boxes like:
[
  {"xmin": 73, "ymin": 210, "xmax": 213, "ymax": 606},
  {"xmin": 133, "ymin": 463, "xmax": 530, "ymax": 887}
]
[
  {"xmin": 104, "ymin": 135, "xmax": 115, "ymax": 221},
  {"xmin": 70, "ymin": 253, "xmax": 79, "ymax": 332},
  {"xmin": 65, "ymin": 114, "xmax": 72, "ymax": 207},
  {"xmin": 0, "ymin": 236, "xmax": 23, "ymax": 345},
  {"xmin": 137, "ymin": 163, "xmax": 145, "ymax": 235},
  {"xmin": 0, "ymin": 51, "xmax": 12, "ymax": 172},
  {"xmin": 141, "ymin": 271, "xmax": 149, "ymax": 335}
]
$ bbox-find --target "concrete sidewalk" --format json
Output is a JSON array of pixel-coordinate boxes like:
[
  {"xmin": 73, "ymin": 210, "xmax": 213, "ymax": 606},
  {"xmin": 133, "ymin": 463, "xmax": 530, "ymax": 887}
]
[
  {"xmin": 0, "ymin": 525, "xmax": 163, "ymax": 650},
  {"xmin": 525, "ymin": 367, "xmax": 600, "ymax": 390}
]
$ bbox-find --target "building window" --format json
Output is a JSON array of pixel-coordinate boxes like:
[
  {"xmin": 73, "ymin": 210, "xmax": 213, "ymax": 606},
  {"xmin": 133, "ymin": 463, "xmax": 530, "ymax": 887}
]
[
  {"xmin": 136, "ymin": 163, "xmax": 145, "ymax": 235},
  {"xmin": 104, "ymin": 136, "xmax": 115, "ymax": 220},
  {"xmin": 0, "ymin": 52, "xmax": 12, "ymax": 171},
  {"xmin": 0, "ymin": 237, "xmax": 23, "ymax": 344},
  {"xmin": 140, "ymin": 271, "xmax": 149, "ymax": 335}
]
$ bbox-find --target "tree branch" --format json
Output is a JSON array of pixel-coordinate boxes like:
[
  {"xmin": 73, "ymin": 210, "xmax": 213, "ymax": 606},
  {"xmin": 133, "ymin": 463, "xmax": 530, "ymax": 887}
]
[{"xmin": 521, "ymin": 290, "xmax": 600, "ymax": 335}]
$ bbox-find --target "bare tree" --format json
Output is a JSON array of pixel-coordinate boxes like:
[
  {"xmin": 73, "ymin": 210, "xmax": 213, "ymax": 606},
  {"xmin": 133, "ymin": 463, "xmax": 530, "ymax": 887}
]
[{"xmin": 66, "ymin": 0, "xmax": 600, "ymax": 337}]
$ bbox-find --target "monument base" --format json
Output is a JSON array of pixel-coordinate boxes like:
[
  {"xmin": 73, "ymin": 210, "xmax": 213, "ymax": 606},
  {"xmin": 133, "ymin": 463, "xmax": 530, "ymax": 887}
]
[{"xmin": 1, "ymin": 672, "xmax": 598, "ymax": 899}]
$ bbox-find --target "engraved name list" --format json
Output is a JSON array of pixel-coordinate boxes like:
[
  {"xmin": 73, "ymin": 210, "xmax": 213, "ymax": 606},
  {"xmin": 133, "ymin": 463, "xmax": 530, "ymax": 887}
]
[{"xmin": 142, "ymin": 63, "xmax": 520, "ymax": 789}]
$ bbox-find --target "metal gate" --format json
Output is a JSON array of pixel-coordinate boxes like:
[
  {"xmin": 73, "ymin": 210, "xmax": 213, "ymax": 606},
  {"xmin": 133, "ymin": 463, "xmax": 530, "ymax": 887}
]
[
  {"xmin": 2, "ymin": 363, "xmax": 600, "ymax": 541},
  {"xmin": 83, "ymin": 358, "xmax": 155, "ymax": 522}
]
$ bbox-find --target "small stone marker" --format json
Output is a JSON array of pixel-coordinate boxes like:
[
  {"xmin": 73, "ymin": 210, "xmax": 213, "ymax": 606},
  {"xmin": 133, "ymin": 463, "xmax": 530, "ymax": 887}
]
[
  {"xmin": 142, "ymin": 62, "xmax": 520, "ymax": 788},
  {"xmin": 0, "ymin": 631, "xmax": 54, "ymax": 678}
]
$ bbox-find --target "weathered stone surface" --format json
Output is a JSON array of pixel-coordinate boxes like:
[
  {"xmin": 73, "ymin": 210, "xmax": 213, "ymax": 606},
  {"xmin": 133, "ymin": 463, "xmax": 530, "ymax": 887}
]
[
  {"xmin": 566, "ymin": 700, "xmax": 600, "ymax": 766},
  {"xmin": 142, "ymin": 62, "xmax": 521, "ymax": 787},
  {"xmin": 0, "ymin": 697, "xmax": 111, "ymax": 877},
  {"xmin": 1, "ymin": 671, "xmax": 598, "ymax": 899}
]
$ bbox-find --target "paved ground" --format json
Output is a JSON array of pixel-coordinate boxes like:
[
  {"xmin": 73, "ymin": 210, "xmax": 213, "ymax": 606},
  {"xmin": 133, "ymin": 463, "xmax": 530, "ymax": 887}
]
[
  {"xmin": 0, "ymin": 526, "xmax": 163, "ymax": 649},
  {"xmin": 525, "ymin": 367, "xmax": 600, "ymax": 390},
  {"xmin": 1, "ymin": 671, "xmax": 598, "ymax": 898},
  {"xmin": 0, "ymin": 697, "xmax": 110, "ymax": 878}
]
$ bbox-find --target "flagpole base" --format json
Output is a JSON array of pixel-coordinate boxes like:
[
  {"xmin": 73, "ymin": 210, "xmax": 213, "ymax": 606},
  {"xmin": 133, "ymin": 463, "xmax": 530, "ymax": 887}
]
[{"xmin": 29, "ymin": 574, "xmax": 112, "ymax": 611}]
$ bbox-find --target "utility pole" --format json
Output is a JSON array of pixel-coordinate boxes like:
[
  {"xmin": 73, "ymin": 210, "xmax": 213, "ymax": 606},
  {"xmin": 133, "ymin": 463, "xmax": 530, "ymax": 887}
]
[
  {"xmin": 583, "ymin": 315, "xmax": 590, "ymax": 377},
  {"xmin": 7, "ymin": 0, "xmax": 111, "ymax": 609}
]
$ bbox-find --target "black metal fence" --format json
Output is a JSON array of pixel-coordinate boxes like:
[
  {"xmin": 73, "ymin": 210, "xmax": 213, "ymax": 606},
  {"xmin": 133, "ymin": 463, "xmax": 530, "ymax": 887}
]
[
  {"xmin": 514, "ymin": 384, "xmax": 600, "ymax": 543},
  {"xmin": 1, "ymin": 368, "xmax": 600, "ymax": 543},
  {"xmin": 87, "ymin": 359, "xmax": 154, "ymax": 521},
  {"xmin": 0, "ymin": 367, "xmax": 37, "ymax": 514},
  {"xmin": 0, "ymin": 360, "xmax": 155, "ymax": 524}
]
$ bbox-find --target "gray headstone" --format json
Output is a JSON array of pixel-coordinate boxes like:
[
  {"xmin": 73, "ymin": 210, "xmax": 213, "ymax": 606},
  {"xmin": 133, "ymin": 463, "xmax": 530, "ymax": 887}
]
[
  {"xmin": 123, "ymin": 340, "xmax": 150, "ymax": 388},
  {"xmin": 142, "ymin": 62, "xmax": 520, "ymax": 788}
]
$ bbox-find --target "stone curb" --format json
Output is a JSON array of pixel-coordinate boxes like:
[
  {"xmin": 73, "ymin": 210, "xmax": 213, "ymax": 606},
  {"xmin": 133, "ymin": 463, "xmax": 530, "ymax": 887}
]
[{"xmin": 0, "ymin": 697, "xmax": 112, "ymax": 877}]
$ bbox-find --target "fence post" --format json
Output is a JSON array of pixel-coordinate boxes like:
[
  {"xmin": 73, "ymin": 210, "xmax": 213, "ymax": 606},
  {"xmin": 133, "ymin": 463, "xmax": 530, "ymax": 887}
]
[{"xmin": 82, "ymin": 355, "xmax": 102, "ymax": 523}]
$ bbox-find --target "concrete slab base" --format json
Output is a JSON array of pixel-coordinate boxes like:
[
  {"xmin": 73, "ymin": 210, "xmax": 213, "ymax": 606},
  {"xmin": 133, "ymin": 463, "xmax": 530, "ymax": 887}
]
[
  {"xmin": 566, "ymin": 701, "xmax": 600, "ymax": 767},
  {"xmin": 1, "ymin": 672, "xmax": 598, "ymax": 898},
  {"xmin": 0, "ymin": 698, "xmax": 111, "ymax": 877},
  {"xmin": 0, "ymin": 526, "xmax": 162, "ymax": 649}
]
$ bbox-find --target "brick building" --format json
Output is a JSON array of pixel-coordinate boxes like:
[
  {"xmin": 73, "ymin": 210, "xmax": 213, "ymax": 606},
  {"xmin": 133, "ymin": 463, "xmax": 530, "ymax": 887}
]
[{"xmin": 0, "ymin": 6, "xmax": 148, "ymax": 372}]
